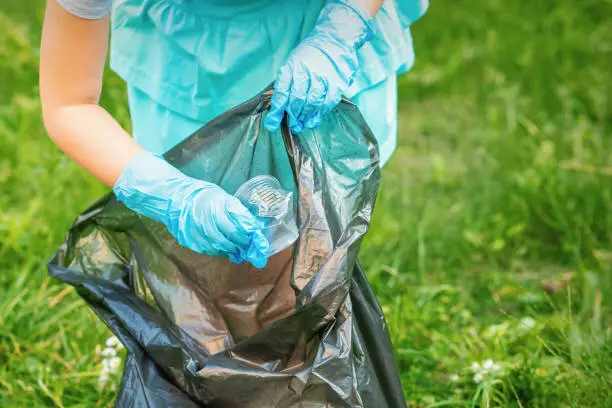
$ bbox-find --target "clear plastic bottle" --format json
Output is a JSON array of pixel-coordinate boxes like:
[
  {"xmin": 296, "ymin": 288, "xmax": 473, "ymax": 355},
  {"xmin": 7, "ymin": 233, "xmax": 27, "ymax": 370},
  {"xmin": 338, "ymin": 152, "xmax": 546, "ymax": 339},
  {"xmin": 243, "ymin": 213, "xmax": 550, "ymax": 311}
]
[{"xmin": 235, "ymin": 175, "xmax": 299, "ymax": 256}]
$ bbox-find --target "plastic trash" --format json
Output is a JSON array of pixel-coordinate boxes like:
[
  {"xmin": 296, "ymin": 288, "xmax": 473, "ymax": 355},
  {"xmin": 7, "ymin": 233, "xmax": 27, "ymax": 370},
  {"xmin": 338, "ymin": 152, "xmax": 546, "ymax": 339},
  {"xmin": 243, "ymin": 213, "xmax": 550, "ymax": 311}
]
[
  {"xmin": 48, "ymin": 86, "xmax": 407, "ymax": 408},
  {"xmin": 235, "ymin": 175, "xmax": 299, "ymax": 256}
]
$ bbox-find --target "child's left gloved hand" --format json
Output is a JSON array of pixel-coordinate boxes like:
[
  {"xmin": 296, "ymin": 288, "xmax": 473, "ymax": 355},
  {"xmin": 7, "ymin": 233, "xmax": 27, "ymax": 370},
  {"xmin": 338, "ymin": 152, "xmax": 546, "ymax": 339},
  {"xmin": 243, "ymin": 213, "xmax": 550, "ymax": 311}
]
[{"xmin": 264, "ymin": 0, "xmax": 375, "ymax": 134}]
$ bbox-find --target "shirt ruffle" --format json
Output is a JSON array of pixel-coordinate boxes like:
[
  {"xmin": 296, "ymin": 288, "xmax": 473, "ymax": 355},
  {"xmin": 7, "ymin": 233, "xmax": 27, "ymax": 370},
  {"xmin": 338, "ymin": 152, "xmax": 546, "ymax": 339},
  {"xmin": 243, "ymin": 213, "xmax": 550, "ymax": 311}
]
[{"xmin": 110, "ymin": 0, "xmax": 427, "ymax": 124}]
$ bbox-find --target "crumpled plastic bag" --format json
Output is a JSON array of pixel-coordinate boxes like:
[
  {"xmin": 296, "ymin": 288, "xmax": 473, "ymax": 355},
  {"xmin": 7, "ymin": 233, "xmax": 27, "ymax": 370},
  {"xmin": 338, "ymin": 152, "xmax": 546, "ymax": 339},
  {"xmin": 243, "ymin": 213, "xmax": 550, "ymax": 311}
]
[{"xmin": 48, "ymin": 88, "xmax": 407, "ymax": 407}]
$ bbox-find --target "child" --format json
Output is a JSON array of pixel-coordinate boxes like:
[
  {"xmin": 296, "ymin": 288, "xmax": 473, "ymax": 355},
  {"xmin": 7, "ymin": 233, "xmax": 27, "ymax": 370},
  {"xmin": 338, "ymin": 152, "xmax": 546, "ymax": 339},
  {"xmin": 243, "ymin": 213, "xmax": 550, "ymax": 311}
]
[{"xmin": 40, "ymin": 0, "xmax": 427, "ymax": 266}]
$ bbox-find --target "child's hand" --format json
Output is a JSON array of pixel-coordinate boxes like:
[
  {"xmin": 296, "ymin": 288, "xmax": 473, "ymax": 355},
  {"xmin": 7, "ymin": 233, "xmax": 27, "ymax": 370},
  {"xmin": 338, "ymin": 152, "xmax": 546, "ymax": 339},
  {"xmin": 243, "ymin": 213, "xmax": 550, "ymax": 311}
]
[
  {"xmin": 113, "ymin": 151, "xmax": 269, "ymax": 268},
  {"xmin": 264, "ymin": 0, "xmax": 374, "ymax": 134}
]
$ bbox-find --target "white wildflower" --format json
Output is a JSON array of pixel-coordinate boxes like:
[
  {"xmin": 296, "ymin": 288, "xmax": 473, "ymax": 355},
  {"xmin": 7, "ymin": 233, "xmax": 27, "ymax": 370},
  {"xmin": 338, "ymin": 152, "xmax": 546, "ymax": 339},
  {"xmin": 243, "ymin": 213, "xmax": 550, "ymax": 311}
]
[
  {"xmin": 98, "ymin": 366, "xmax": 111, "ymax": 388},
  {"xmin": 107, "ymin": 357, "xmax": 122, "ymax": 373},
  {"xmin": 449, "ymin": 374, "xmax": 460, "ymax": 383},
  {"xmin": 470, "ymin": 358, "xmax": 503, "ymax": 383},
  {"xmin": 106, "ymin": 336, "xmax": 120, "ymax": 348},
  {"xmin": 484, "ymin": 322, "xmax": 510, "ymax": 339},
  {"xmin": 99, "ymin": 336, "xmax": 124, "ymax": 389},
  {"xmin": 519, "ymin": 317, "xmax": 536, "ymax": 331},
  {"xmin": 99, "ymin": 373, "xmax": 109, "ymax": 386}
]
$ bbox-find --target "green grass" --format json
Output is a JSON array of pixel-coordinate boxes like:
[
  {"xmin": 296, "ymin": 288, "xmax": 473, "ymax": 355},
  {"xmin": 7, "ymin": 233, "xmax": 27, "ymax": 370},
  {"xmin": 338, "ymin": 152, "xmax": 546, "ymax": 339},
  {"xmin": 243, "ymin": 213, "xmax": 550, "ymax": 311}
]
[{"xmin": 1, "ymin": 0, "xmax": 612, "ymax": 406}]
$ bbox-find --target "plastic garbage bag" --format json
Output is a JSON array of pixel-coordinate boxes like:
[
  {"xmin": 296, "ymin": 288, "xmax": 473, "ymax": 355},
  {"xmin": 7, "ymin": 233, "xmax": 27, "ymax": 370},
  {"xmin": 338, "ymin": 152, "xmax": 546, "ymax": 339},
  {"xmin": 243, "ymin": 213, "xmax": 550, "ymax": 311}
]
[{"xmin": 48, "ymin": 88, "xmax": 407, "ymax": 407}]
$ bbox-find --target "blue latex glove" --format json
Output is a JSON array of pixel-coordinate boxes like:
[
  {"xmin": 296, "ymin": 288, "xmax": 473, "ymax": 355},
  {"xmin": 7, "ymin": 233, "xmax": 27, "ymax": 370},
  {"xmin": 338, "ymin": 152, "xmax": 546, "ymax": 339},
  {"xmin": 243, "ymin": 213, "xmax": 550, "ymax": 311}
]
[
  {"xmin": 113, "ymin": 151, "xmax": 270, "ymax": 268},
  {"xmin": 264, "ymin": 0, "xmax": 375, "ymax": 134}
]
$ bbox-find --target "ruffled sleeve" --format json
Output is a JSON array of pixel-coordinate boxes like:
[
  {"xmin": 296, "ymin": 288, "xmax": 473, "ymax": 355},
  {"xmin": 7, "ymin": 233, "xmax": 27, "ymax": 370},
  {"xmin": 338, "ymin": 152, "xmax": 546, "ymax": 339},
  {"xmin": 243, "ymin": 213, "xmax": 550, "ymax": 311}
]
[
  {"xmin": 109, "ymin": 0, "xmax": 425, "ymax": 122},
  {"xmin": 396, "ymin": 0, "xmax": 429, "ymax": 24},
  {"xmin": 56, "ymin": 0, "xmax": 113, "ymax": 19}
]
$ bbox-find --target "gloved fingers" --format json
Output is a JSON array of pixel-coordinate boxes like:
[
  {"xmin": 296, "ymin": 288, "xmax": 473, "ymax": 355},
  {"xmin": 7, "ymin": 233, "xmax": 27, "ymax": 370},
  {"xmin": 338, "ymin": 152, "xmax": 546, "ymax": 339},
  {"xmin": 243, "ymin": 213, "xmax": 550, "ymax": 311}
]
[
  {"xmin": 225, "ymin": 199, "xmax": 261, "ymax": 231},
  {"xmin": 301, "ymin": 77, "xmax": 328, "ymax": 130},
  {"xmin": 303, "ymin": 85, "xmax": 342, "ymax": 129},
  {"xmin": 285, "ymin": 69, "xmax": 310, "ymax": 134},
  {"xmin": 166, "ymin": 185, "xmax": 267, "ymax": 265},
  {"xmin": 205, "ymin": 227, "xmax": 249, "ymax": 264},
  {"xmin": 177, "ymin": 197, "xmax": 252, "ymax": 260},
  {"xmin": 174, "ymin": 222, "xmax": 233, "ymax": 259},
  {"xmin": 246, "ymin": 230, "xmax": 269, "ymax": 269},
  {"xmin": 226, "ymin": 205, "xmax": 270, "ymax": 268},
  {"xmin": 225, "ymin": 199, "xmax": 270, "ymax": 267},
  {"xmin": 318, "ymin": 85, "xmax": 344, "ymax": 120},
  {"xmin": 185, "ymin": 186, "xmax": 268, "ymax": 268},
  {"xmin": 220, "ymin": 220, "xmax": 269, "ymax": 269},
  {"xmin": 228, "ymin": 250, "xmax": 246, "ymax": 265},
  {"xmin": 222, "ymin": 198, "xmax": 262, "ymax": 245},
  {"xmin": 304, "ymin": 113, "xmax": 322, "ymax": 130},
  {"xmin": 264, "ymin": 64, "xmax": 292, "ymax": 132}
]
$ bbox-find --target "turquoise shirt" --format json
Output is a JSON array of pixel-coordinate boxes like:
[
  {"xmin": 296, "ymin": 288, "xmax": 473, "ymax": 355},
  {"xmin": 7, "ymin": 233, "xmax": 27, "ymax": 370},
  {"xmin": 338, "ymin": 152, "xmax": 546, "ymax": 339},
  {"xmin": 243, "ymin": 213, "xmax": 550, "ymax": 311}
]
[{"xmin": 57, "ymin": 0, "xmax": 428, "ymax": 164}]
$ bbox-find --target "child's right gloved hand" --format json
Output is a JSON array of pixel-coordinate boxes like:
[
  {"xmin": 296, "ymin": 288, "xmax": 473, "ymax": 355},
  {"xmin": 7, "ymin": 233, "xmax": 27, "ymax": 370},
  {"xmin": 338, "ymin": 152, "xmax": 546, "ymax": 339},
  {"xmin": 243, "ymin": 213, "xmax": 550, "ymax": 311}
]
[{"xmin": 113, "ymin": 151, "xmax": 269, "ymax": 268}]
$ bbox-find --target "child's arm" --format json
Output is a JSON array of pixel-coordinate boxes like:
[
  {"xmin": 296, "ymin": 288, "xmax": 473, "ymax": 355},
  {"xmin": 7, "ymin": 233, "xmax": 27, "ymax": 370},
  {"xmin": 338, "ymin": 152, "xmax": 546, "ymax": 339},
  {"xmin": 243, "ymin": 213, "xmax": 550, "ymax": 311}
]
[
  {"xmin": 40, "ymin": 0, "xmax": 141, "ymax": 187},
  {"xmin": 39, "ymin": 0, "xmax": 268, "ymax": 266}
]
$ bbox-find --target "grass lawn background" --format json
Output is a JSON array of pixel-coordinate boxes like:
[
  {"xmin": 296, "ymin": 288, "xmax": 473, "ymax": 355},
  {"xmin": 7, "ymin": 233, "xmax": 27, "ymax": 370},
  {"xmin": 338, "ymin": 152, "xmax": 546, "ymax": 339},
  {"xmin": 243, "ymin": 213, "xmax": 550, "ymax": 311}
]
[{"xmin": 1, "ymin": 0, "xmax": 611, "ymax": 406}]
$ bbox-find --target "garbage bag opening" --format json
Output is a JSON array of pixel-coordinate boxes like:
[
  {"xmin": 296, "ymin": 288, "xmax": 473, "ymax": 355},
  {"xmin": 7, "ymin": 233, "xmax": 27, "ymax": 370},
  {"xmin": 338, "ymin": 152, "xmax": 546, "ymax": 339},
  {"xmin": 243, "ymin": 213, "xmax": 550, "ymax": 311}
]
[{"xmin": 48, "ymin": 88, "xmax": 406, "ymax": 407}]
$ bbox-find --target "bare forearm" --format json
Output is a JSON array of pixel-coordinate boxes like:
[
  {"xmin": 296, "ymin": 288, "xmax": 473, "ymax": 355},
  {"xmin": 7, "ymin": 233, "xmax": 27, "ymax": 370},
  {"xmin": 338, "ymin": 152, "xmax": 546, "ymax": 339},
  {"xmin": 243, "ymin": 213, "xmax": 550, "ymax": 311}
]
[
  {"xmin": 40, "ymin": 0, "xmax": 141, "ymax": 187},
  {"xmin": 43, "ymin": 105, "xmax": 142, "ymax": 186},
  {"xmin": 360, "ymin": 0, "xmax": 384, "ymax": 16}
]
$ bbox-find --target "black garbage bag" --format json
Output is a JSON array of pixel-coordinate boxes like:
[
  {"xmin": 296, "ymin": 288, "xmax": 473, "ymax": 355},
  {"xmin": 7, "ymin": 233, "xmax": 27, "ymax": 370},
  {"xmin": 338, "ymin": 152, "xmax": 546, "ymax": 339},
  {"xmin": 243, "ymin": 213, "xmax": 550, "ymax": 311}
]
[{"xmin": 48, "ymin": 88, "xmax": 406, "ymax": 407}]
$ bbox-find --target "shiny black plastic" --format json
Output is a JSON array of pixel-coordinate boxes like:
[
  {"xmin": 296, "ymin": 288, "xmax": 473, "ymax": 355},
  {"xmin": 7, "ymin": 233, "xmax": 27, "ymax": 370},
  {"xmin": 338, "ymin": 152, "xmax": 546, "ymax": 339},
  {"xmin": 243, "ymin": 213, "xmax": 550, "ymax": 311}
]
[{"xmin": 48, "ymin": 89, "xmax": 406, "ymax": 407}]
